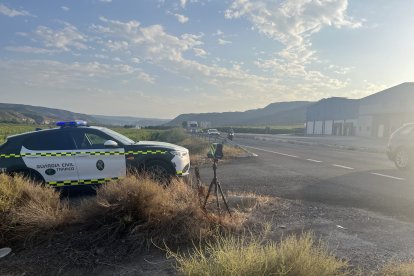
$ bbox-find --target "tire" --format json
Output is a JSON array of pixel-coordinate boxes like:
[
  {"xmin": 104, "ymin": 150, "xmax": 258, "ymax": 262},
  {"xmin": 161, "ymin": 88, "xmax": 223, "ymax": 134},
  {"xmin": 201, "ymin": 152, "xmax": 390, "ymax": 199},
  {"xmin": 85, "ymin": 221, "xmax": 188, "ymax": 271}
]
[
  {"xmin": 394, "ymin": 148, "xmax": 411, "ymax": 170},
  {"xmin": 145, "ymin": 160, "xmax": 173, "ymax": 184}
]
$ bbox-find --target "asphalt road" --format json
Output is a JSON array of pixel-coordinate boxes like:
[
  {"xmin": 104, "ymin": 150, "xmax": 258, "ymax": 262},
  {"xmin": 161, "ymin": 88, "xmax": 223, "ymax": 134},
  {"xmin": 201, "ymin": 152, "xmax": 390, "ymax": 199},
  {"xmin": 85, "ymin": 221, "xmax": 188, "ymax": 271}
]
[{"xmin": 198, "ymin": 135, "xmax": 414, "ymax": 221}]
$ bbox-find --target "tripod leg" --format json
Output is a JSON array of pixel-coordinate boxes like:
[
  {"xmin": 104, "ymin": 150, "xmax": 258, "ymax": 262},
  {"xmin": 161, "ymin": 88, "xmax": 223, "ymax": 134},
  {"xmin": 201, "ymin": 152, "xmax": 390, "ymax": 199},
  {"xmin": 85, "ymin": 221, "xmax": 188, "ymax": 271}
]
[
  {"xmin": 217, "ymin": 181, "xmax": 232, "ymax": 216},
  {"xmin": 215, "ymin": 181, "xmax": 220, "ymax": 211},
  {"xmin": 203, "ymin": 180, "xmax": 215, "ymax": 209}
]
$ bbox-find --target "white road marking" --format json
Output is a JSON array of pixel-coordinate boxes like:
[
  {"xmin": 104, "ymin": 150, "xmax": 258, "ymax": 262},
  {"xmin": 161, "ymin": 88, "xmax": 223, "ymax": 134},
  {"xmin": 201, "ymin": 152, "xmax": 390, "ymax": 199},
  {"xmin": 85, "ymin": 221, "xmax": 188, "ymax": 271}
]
[
  {"xmin": 371, "ymin": 172, "xmax": 405, "ymax": 181},
  {"xmin": 240, "ymin": 144, "xmax": 299, "ymax": 158},
  {"xmin": 239, "ymin": 143, "xmax": 406, "ymax": 183},
  {"xmin": 332, "ymin": 164, "xmax": 354, "ymax": 170},
  {"xmin": 306, "ymin": 159, "xmax": 322, "ymax": 163}
]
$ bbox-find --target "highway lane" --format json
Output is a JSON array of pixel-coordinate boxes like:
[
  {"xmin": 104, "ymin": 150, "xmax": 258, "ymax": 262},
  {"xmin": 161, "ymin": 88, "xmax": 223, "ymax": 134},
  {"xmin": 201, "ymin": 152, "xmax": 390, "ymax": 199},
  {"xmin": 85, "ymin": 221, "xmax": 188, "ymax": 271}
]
[{"xmin": 198, "ymin": 136, "xmax": 414, "ymax": 221}]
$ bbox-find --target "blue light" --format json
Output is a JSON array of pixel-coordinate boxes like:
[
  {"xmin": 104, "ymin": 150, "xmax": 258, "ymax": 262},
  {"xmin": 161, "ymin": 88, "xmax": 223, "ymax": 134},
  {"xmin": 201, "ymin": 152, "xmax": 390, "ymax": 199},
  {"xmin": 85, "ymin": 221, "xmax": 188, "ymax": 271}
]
[{"xmin": 56, "ymin": 120, "xmax": 88, "ymax": 127}]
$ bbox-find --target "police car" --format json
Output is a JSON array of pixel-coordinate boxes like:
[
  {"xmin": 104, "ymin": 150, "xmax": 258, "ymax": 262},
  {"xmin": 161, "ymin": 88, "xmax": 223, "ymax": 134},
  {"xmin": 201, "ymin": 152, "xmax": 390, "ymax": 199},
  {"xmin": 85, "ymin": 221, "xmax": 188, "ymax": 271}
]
[{"xmin": 0, "ymin": 121, "xmax": 190, "ymax": 187}]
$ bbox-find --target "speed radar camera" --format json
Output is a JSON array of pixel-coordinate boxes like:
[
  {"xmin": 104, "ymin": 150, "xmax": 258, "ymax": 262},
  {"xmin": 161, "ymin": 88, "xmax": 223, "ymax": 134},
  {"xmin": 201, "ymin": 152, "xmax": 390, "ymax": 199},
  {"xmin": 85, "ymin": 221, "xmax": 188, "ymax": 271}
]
[{"xmin": 207, "ymin": 143, "xmax": 223, "ymax": 160}]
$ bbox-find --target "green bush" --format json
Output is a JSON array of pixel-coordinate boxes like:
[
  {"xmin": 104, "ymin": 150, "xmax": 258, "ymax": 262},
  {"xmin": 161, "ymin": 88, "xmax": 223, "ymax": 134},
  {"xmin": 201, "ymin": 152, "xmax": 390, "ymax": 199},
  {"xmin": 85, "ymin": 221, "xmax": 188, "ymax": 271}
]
[{"xmin": 156, "ymin": 128, "xmax": 187, "ymax": 144}]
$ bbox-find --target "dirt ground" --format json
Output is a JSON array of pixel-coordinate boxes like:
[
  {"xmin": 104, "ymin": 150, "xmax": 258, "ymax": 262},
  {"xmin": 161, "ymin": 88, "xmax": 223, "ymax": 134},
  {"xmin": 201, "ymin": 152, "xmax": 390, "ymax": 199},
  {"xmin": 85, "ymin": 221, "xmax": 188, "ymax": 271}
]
[
  {"xmin": 2, "ymin": 190, "xmax": 414, "ymax": 275},
  {"xmin": 2, "ymin": 154, "xmax": 414, "ymax": 275}
]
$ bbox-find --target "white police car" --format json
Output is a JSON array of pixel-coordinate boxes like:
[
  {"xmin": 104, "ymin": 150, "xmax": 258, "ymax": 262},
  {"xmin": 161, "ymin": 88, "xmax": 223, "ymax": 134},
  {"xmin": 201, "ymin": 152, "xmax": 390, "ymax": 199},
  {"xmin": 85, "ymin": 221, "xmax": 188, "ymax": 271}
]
[{"xmin": 0, "ymin": 121, "xmax": 190, "ymax": 186}]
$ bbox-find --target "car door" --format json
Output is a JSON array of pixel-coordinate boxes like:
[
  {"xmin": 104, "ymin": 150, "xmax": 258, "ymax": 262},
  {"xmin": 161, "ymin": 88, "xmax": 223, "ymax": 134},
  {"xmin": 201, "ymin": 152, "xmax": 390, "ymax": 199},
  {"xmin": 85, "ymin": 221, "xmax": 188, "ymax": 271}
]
[
  {"xmin": 71, "ymin": 129, "xmax": 126, "ymax": 184},
  {"xmin": 20, "ymin": 130, "xmax": 79, "ymax": 186}
]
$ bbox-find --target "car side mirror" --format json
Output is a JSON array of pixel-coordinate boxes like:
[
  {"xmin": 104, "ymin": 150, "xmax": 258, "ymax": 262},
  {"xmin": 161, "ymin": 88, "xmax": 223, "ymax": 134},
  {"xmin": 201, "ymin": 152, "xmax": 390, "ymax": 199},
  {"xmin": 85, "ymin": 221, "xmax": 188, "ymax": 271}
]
[{"xmin": 104, "ymin": 140, "xmax": 118, "ymax": 147}]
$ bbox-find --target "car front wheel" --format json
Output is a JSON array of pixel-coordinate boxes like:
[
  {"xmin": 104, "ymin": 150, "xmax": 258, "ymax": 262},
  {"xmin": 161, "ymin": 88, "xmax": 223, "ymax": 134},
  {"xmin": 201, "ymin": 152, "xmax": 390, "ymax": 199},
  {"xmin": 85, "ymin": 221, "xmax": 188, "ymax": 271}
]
[{"xmin": 394, "ymin": 148, "xmax": 411, "ymax": 170}]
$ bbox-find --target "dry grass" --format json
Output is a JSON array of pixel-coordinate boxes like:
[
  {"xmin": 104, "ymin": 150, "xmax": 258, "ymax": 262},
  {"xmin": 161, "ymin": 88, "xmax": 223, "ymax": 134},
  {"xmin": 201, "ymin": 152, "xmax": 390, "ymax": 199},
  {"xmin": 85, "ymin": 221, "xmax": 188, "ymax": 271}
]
[
  {"xmin": 77, "ymin": 175, "xmax": 240, "ymax": 246},
  {"xmin": 0, "ymin": 174, "xmax": 243, "ymax": 248},
  {"xmin": 190, "ymin": 144, "xmax": 246, "ymax": 166},
  {"xmin": 170, "ymin": 232, "xmax": 349, "ymax": 276},
  {"xmin": 380, "ymin": 261, "xmax": 414, "ymax": 275},
  {"xmin": 0, "ymin": 174, "xmax": 354, "ymax": 275},
  {"xmin": 222, "ymin": 144, "xmax": 246, "ymax": 160},
  {"xmin": 0, "ymin": 174, "xmax": 71, "ymax": 243}
]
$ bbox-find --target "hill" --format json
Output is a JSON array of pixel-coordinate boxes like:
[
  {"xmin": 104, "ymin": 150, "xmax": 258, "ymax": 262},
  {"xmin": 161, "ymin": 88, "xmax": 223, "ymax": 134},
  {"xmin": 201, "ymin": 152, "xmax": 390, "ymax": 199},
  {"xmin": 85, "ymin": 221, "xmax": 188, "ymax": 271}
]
[
  {"xmin": 0, "ymin": 103, "xmax": 94, "ymax": 124},
  {"xmin": 91, "ymin": 115, "xmax": 169, "ymax": 127},
  {"xmin": 167, "ymin": 101, "xmax": 312, "ymax": 127},
  {"xmin": 0, "ymin": 103, "xmax": 168, "ymax": 126}
]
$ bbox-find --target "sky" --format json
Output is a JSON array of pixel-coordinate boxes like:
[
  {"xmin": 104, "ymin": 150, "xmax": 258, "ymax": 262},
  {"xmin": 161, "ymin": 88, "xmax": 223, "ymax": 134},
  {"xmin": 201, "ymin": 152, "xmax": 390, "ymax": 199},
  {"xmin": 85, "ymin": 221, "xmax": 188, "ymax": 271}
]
[{"xmin": 0, "ymin": 0, "xmax": 413, "ymax": 119}]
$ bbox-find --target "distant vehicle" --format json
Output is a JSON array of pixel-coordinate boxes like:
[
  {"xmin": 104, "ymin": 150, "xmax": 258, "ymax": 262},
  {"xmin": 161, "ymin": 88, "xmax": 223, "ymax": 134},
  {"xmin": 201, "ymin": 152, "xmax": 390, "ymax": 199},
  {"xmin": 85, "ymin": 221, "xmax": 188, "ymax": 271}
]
[
  {"xmin": 0, "ymin": 121, "xmax": 190, "ymax": 186},
  {"xmin": 207, "ymin": 129, "xmax": 220, "ymax": 136},
  {"xmin": 387, "ymin": 123, "xmax": 414, "ymax": 170},
  {"xmin": 227, "ymin": 128, "xmax": 234, "ymax": 140},
  {"xmin": 188, "ymin": 121, "xmax": 198, "ymax": 133}
]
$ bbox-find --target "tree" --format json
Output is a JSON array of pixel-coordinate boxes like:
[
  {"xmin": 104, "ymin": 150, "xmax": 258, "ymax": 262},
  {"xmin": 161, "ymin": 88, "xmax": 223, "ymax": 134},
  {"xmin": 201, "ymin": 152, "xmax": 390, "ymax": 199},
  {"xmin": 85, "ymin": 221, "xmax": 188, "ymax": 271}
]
[{"xmin": 182, "ymin": 121, "xmax": 188, "ymax": 129}]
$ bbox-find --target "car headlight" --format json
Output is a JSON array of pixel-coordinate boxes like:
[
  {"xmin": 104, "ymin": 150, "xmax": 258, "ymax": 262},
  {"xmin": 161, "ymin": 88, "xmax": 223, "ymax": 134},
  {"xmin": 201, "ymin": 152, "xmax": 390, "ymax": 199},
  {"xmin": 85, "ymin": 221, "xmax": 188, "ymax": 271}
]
[{"xmin": 170, "ymin": 150, "xmax": 188, "ymax": 158}]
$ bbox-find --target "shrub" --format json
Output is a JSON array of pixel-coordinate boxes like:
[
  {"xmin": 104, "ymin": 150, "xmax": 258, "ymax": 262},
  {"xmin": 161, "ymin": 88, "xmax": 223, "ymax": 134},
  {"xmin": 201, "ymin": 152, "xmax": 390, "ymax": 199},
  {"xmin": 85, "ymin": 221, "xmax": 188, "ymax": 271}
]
[
  {"xmin": 180, "ymin": 137, "xmax": 210, "ymax": 155},
  {"xmin": 156, "ymin": 128, "xmax": 187, "ymax": 144},
  {"xmin": 0, "ymin": 173, "xmax": 239, "ymax": 247},
  {"xmin": 74, "ymin": 175, "xmax": 236, "ymax": 247},
  {"xmin": 0, "ymin": 174, "xmax": 71, "ymax": 243},
  {"xmin": 170, "ymin": 232, "xmax": 349, "ymax": 276}
]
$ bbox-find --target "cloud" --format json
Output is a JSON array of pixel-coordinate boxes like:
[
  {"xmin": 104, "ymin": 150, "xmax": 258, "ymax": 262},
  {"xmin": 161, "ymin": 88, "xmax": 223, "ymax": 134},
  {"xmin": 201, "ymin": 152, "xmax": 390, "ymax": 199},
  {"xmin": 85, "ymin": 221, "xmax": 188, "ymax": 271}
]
[
  {"xmin": 173, "ymin": 13, "xmax": 189, "ymax": 23},
  {"xmin": 0, "ymin": 59, "xmax": 139, "ymax": 89},
  {"xmin": 213, "ymin": 29, "xmax": 224, "ymax": 36},
  {"xmin": 225, "ymin": 0, "xmax": 361, "ymax": 42},
  {"xmin": 61, "ymin": 6, "xmax": 69, "ymax": 11},
  {"xmin": 100, "ymin": 0, "xmax": 112, "ymax": 2},
  {"xmin": 225, "ymin": 0, "xmax": 360, "ymax": 61},
  {"xmin": 106, "ymin": 40, "xmax": 129, "ymax": 51},
  {"xmin": 346, "ymin": 81, "xmax": 387, "ymax": 99},
  {"xmin": 225, "ymin": 0, "xmax": 361, "ymax": 68},
  {"xmin": 138, "ymin": 72, "xmax": 156, "ymax": 83},
  {"xmin": 226, "ymin": 0, "xmax": 361, "ymax": 93},
  {"xmin": 218, "ymin": 38, "xmax": 232, "ymax": 45},
  {"xmin": 4, "ymin": 46, "xmax": 58, "ymax": 54},
  {"xmin": 131, "ymin": 57, "xmax": 141, "ymax": 63},
  {"xmin": 0, "ymin": 4, "xmax": 33, "ymax": 17},
  {"xmin": 180, "ymin": 0, "xmax": 187, "ymax": 8},
  {"xmin": 193, "ymin": 47, "xmax": 207, "ymax": 57},
  {"xmin": 95, "ymin": 17, "xmax": 203, "ymax": 62},
  {"xmin": 32, "ymin": 22, "xmax": 87, "ymax": 52},
  {"xmin": 91, "ymin": 17, "xmax": 286, "ymax": 99}
]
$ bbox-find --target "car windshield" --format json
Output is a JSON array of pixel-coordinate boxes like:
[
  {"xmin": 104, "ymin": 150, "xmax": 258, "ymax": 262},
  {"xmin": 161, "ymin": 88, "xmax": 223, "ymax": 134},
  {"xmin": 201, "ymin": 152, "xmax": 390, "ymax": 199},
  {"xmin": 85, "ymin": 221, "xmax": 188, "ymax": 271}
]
[{"xmin": 100, "ymin": 128, "xmax": 135, "ymax": 145}]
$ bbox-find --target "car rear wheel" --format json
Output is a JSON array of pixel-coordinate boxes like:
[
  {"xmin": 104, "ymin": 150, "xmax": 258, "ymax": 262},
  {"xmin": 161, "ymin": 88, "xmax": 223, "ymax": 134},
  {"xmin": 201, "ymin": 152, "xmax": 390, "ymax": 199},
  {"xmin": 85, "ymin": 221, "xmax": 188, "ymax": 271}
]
[{"xmin": 394, "ymin": 148, "xmax": 411, "ymax": 170}]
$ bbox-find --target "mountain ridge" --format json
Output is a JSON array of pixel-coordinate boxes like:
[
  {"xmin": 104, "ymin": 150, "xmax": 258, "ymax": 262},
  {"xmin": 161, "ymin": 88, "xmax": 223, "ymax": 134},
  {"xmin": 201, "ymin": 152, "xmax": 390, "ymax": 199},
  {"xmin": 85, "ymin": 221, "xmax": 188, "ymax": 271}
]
[
  {"xmin": 166, "ymin": 101, "xmax": 313, "ymax": 126},
  {"xmin": 0, "ymin": 103, "xmax": 169, "ymax": 126}
]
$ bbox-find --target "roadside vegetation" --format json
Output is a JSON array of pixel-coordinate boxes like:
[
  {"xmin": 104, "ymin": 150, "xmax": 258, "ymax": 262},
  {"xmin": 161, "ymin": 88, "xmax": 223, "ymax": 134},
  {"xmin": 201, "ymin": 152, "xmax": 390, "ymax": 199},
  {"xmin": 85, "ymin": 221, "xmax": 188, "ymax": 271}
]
[
  {"xmin": 0, "ymin": 123, "xmax": 42, "ymax": 144},
  {"xmin": 380, "ymin": 261, "xmax": 414, "ymax": 275},
  {"xmin": 0, "ymin": 173, "xmax": 243, "ymax": 274},
  {"xmin": 170, "ymin": 232, "xmax": 349, "ymax": 276},
  {"xmin": 0, "ymin": 174, "xmax": 238, "ymax": 246},
  {"xmin": 0, "ymin": 173, "xmax": 351, "ymax": 275},
  {"xmin": 0, "ymin": 172, "xmax": 409, "ymax": 274}
]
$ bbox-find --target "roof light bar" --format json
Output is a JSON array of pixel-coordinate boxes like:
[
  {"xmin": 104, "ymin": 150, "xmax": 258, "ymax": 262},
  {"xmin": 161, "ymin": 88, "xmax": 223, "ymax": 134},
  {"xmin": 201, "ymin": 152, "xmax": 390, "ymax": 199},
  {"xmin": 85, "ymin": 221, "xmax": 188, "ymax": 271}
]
[{"xmin": 56, "ymin": 120, "xmax": 88, "ymax": 127}]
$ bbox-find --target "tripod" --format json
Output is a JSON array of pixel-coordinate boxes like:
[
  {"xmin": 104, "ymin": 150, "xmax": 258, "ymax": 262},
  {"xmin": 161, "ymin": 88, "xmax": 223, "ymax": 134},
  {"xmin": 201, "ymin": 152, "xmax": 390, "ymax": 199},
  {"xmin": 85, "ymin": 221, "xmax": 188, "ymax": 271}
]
[{"xmin": 203, "ymin": 159, "xmax": 231, "ymax": 216}]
